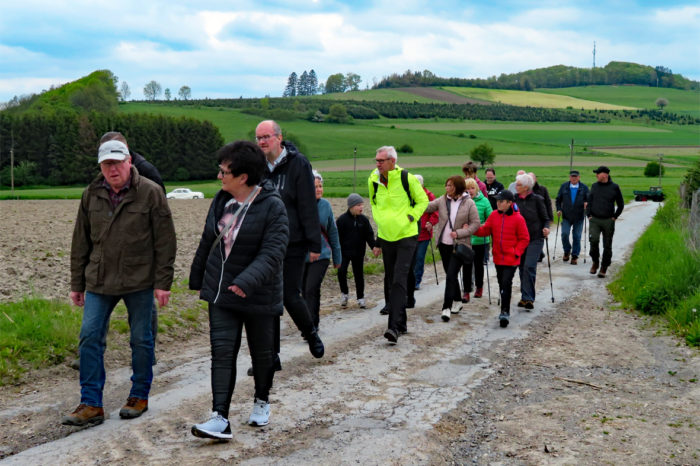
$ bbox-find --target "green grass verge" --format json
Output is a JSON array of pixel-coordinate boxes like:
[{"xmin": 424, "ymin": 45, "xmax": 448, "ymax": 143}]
[
  {"xmin": 608, "ymin": 194, "xmax": 700, "ymax": 346},
  {"xmin": 0, "ymin": 297, "xmax": 83, "ymax": 385}
]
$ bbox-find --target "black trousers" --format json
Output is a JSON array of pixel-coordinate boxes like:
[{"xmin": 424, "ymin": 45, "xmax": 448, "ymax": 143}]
[
  {"xmin": 438, "ymin": 243, "xmax": 463, "ymax": 310},
  {"xmin": 464, "ymin": 243, "xmax": 487, "ymax": 291},
  {"xmin": 381, "ymin": 236, "xmax": 417, "ymax": 333},
  {"xmin": 495, "ymin": 265, "xmax": 517, "ymax": 315},
  {"xmin": 303, "ymin": 258, "xmax": 330, "ymax": 329},
  {"xmin": 338, "ymin": 253, "xmax": 365, "ymax": 299},
  {"xmin": 208, "ymin": 303, "xmax": 275, "ymax": 418},
  {"xmin": 282, "ymin": 247, "xmax": 317, "ymax": 337}
]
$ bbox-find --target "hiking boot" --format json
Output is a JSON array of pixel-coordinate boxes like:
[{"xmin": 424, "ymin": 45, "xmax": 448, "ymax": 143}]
[
  {"xmin": 61, "ymin": 404, "xmax": 104, "ymax": 426},
  {"xmin": 248, "ymin": 398, "xmax": 271, "ymax": 427},
  {"xmin": 474, "ymin": 288, "xmax": 483, "ymax": 298},
  {"xmin": 499, "ymin": 313, "xmax": 510, "ymax": 328},
  {"xmin": 590, "ymin": 262, "xmax": 599, "ymax": 274},
  {"xmin": 384, "ymin": 328, "xmax": 398, "ymax": 343},
  {"xmin": 570, "ymin": 256, "xmax": 578, "ymax": 265},
  {"xmin": 517, "ymin": 299, "xmax": 527, "ymax": 308},
  {"xmin": 192, "ymin": 411, "xmax": 232, "ymax": 440},
  {"xmin": 524, "ymin": 300, "xmax": 534, "ymax": 310},
  {"xmin": 462, "ymin": 292, "xmax": 470, "ymax": 303},
  {"xmin": 451, "ymin": 302, "xmax": 462, "ymax": 314},
  {"xmin": 538, "ymin": 252, "xmax": 545, "ymax": 262},
  {"xmin": 441, "ymin": 308, "xmax": 451, "ymax": 322},
  {"xmin": 563, "ymin": 252, "xmax": 570, "ymax": 262},
  {"xmin": 119, "ymin": 397, "xmax": 148, "ymax": 419},
  {"xmin": 340, "ymin": 293, "xmax": 348, "ymax": 307},
  {"xmin": 597, "ymin": 266, "xmax": 607, "ymax": 278},
  {"xmin": 379, "ymin": 306, "xmax": 389, "ymax": 315},
  {"xmin": 406, "ymin": 296, "xmax": 416, "ymax": 309},
  {"xmin": 358, "ymin": 298, "xmax": 366, "ymax": 309},
  {"xmin": 307, "ymin": 331, "xmax": 324, "ymax": 358},
  {"xmin": 247, "ymin": 354, "xmax": 282, "ymax": 376}
]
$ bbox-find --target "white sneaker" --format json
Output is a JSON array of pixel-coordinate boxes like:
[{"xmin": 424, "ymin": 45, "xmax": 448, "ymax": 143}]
[
  {"xmin": 192, "ymin": 411, "xmax": 232, "ymax": 440},
  {"xmin": 451, "ymin": 302, "xmax": 463, "ymax": 314},
  {"xmin": 340, "ymin": 294, "xmax": 349, "ymax": 307},
  {"xmin": 248, "ymin": 398, "xmax": 270, "ymax": 427},
  {"xmin": 358, "ymin": 298, "xmax": 366, "ymax": 308},
  {"xmin": 441, "ymin": 308, "xmax": 451, "ymax": 322}
]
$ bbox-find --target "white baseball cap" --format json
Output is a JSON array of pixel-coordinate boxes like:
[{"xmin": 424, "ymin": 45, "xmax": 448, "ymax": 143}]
[{"xmin": 97, "ymin": 140, "xmax": 130, "ymax": 164}]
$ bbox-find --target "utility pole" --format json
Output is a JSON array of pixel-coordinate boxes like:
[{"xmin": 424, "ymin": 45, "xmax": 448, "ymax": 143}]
[
  {"xmin": 10, "ymin": 127, "xmax": 15, "ymax": 196},
  {"xmin": 592, "ymin": 41, "xmax": 596, "ymax": 68},
  {"xmin": 569, "ymin": 138, "xmax": 575, "ymax": 172},
  {"xmin": 353, "ymin": 146, "xmax": 357, "ymax": 192}
]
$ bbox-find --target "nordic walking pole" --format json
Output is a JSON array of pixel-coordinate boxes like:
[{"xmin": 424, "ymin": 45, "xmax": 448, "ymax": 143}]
[
  {"xmin": 429, "ymin": 237, "xmax": 439, "ymax": 285},
  {"xmin": 583, "ymin": 216, "xmax": 588, "ymax": 264},
  {"xmin": 545, "ymin": 237, "xmax": 555, "ymax": 303},
  {"xmin": 553, "ymin": 212, "xmax": 560, "ymax": 260},
  {"xmin": 485, "ymin": 252, "xmax": 492, "ymax": 305}
]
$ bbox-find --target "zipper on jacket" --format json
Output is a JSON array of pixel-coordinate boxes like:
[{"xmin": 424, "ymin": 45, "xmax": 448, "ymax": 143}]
[{"xmin": 212, "ymin": 243, "xmax": 228, "ymax": 304}]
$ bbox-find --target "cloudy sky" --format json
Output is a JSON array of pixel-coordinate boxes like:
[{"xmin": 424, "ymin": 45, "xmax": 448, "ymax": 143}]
[{"xmin": 1, "ymin": 0, "xmax": 699, "ymax": 102}]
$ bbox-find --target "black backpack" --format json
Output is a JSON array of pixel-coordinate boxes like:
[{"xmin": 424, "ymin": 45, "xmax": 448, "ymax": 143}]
[{"xmin": 371, "ymin": 169, "xmax": 415, "ymax": 208}]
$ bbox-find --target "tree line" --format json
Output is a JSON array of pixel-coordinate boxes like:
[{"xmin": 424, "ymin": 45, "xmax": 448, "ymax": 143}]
[
  {"xmin": 283, "ymin": 71, "xmax": 363, "ymax": 96},
  {"xmin": 0, "ymin": 112, "xmax": 223, "ymax": 187},
  {"xmin": 374, "ymin": 62, "xmax": 699, "ymax": 91}
]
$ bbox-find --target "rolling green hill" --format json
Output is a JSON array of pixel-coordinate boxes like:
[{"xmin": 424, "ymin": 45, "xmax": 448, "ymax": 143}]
[
  {"xmin": 537, "ymin": 85, "xmax": 700, "ymax": 117},
  {"xmin": 441, "ymin": 87, "xmax": 633, "ymax": 110}
]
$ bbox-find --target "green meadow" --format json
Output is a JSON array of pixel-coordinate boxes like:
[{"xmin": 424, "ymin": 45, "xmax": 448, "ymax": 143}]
[
  {"xmin": 538, "ymin": 85, "xmax": 700, "ymax": 117},
  {"xmin": 441, "ymin": 86, "xmax": 633, "ymax": 110}
]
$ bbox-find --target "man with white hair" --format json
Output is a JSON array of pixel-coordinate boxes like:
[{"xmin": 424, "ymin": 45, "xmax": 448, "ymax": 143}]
[
  {"xmin": 369, "ymin": 146, "xmax": 428, "ymax": 343},
  {"xmin": 513, "ymin": 173, "xmax": 550, "ymax": 310}
]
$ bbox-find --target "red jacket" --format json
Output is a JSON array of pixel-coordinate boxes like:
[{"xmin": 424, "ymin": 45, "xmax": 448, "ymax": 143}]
[
  {"xmin": 475, "ymin": 208, "xmax": 530, "ymax": 266},
  {"xmin": 418, "ymin": 187, "xmax": 439, "ymax": 241}
]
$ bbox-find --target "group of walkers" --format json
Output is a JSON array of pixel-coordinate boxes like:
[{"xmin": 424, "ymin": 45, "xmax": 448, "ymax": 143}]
[{"xmin": 62, "ymin": 120, "xmax": 624, "ymax": 441}]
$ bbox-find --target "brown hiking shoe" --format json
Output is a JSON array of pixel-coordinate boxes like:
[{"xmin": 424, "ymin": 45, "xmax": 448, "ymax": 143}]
[
  {"xmin": 597, "ymin": 266, "xmax": 607, "ymax": 278},
  {"xmin": 61, "ymin": 404, "xmax": 104, "ymax": 426},
  {"xmin": 570, "ymin": 256, "xmax": 578, "ymax": 265},
  {"xmin": 589, "ymin": 262, "xmax": 599, "ymax": 274},
  {"xmin": 119, "ymin": 397, "xmax": 148, "ymax": 419},
  {"xmin": 563, "ymin": 252, "xmax": 570, "ymax": 262}
]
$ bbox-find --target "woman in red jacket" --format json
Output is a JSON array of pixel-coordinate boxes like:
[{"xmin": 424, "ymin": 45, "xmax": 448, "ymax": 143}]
[{"xmin": 474, "ymin": 190, "xmax": 530, "ymax": 328}]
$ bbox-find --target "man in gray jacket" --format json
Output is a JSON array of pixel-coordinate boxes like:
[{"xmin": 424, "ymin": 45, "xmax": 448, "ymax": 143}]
[{"xmin": 62, "ymin": 140, "xmax": 176, "ymax": 427}]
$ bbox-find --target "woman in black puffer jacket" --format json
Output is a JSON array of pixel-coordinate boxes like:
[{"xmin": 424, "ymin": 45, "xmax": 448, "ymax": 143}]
[{"xmin": 189, "ymin": 141, "xmax": 288, "ymax": 440}]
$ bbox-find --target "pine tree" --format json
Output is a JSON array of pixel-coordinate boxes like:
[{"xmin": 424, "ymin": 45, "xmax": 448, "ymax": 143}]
[
  {"xmin": 283, "ymin": 72, "xmax": 298, "ymax": 97},
  {"xmin": 308, "ymin": 70, "xmax": 318, "ymax": 95},
  {"xmin": 298, "ymin": 71, "xmax": 309, "ymax": 96}
]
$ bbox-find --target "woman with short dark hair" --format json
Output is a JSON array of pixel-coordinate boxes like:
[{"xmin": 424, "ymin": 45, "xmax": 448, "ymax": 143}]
[
  {"xmin": 424, "ymin": 175, "xmax": 480, "ymax": 323},
  {"xmin": 189, "ymin": 140, "xmax": 289, "ymax": 440}
]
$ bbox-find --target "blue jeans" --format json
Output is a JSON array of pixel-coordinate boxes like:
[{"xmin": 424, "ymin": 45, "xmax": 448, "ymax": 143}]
[
  {"xmin": 519, "ymin": 238, "xmax": 543, "ymax": 302},
  {"xmin": 561, "ymin": 217, "xmax": 584, "ymax": 258},
  {"xmin": 413, "ymin": 240, "xmax": 430, "ymax": 287},
  {"xmin": 79, "ymin": 288, "xmax": 154, "ymax": 407}
]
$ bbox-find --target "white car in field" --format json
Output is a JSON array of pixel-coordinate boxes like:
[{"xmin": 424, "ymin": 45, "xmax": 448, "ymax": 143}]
[{"xmin": 166, "ymin": 188, "xmax": 205, "ymax": 200}]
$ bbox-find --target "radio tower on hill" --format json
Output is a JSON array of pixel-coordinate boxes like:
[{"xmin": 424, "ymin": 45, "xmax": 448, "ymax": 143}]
[{"xmin": 593, "ymin": 41, "xmax": 596, "ymax": 68}]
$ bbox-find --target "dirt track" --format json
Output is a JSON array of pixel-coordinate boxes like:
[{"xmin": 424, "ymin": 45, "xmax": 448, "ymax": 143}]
[{"xmin": 1, "ymin": 200, "xmax": 698, "ymax": 464}]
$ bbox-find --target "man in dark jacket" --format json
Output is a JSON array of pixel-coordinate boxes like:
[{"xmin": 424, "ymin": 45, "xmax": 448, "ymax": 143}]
[
  {"xmin": 514, "ymin": 173, "xmax": 550, "ymax": 310},
  {"xmin": 586, "ymin": 166, "xmax": 624, "ymax": 278},
  {"xmin": 97, "ymin": 132, "xmax": 165, "ymax": 366},
  {"xmin": 484, "ymin": 168, "xmax": 504, "ymax": 210},
  {"xmin": 63, "ymin": 140, "xmax": 176, "ymax": 427},
  {"xmin": 555, "ymin": 170, "xmax": 589, "ymax": 265},
  {"xmin": 256, "ymin": 120, "xmax": 324, "ymax": 359}
]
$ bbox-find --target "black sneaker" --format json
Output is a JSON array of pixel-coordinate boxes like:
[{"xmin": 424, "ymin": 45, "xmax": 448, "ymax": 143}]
[
  {"xmin": 307, "ymin": 331, "xmax": 325, "ymax": 358},
  {"xmin": 499, "ymin": 313, "xmax": 509, "ymax": 328},
  {"xmin": 379, "ymin": 306, "xmax": 389, "ymax": 315},
  {"xmin": 406, "ymin": 296, "xmax": 416, "ymax": 309},
  {"xmin": 383, "ymin": 328, "xmax": 398, "ymax": 343}
]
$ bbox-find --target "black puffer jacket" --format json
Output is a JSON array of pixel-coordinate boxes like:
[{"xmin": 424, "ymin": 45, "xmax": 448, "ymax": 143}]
[
  {"xmin": 532, "ymin": 182, "xmax": 553, "ymax": 222},
  {"xmin": 265, "ymin": 141, "xmax": 321, "ymax": 253},
  {"xmin": 586, "ymin": 178, "xmax": 624, "ymax": 219},
  {"xmin": 189, "ymin": 180, "xmax": 288, "ymax": 315},
  {"xmin": 131, "ymin": 150, "xmax": 165, "ymax": 193},
  {"xmin": 515, "ymin": 192, "xmax": 550, "ymax": 242}
]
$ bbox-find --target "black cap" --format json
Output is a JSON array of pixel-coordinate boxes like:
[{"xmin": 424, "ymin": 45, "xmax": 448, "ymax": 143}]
[
  {"xmin": 495, "ymin": 190, "xmax": 515, "ymax": 201},
  {"xmin": 593, "ymin": 166, "xmax": 610, "ymax": 174},
  {"xmin": 569, "ymin": 170, "xmax": 580, "ymax": 176}
]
